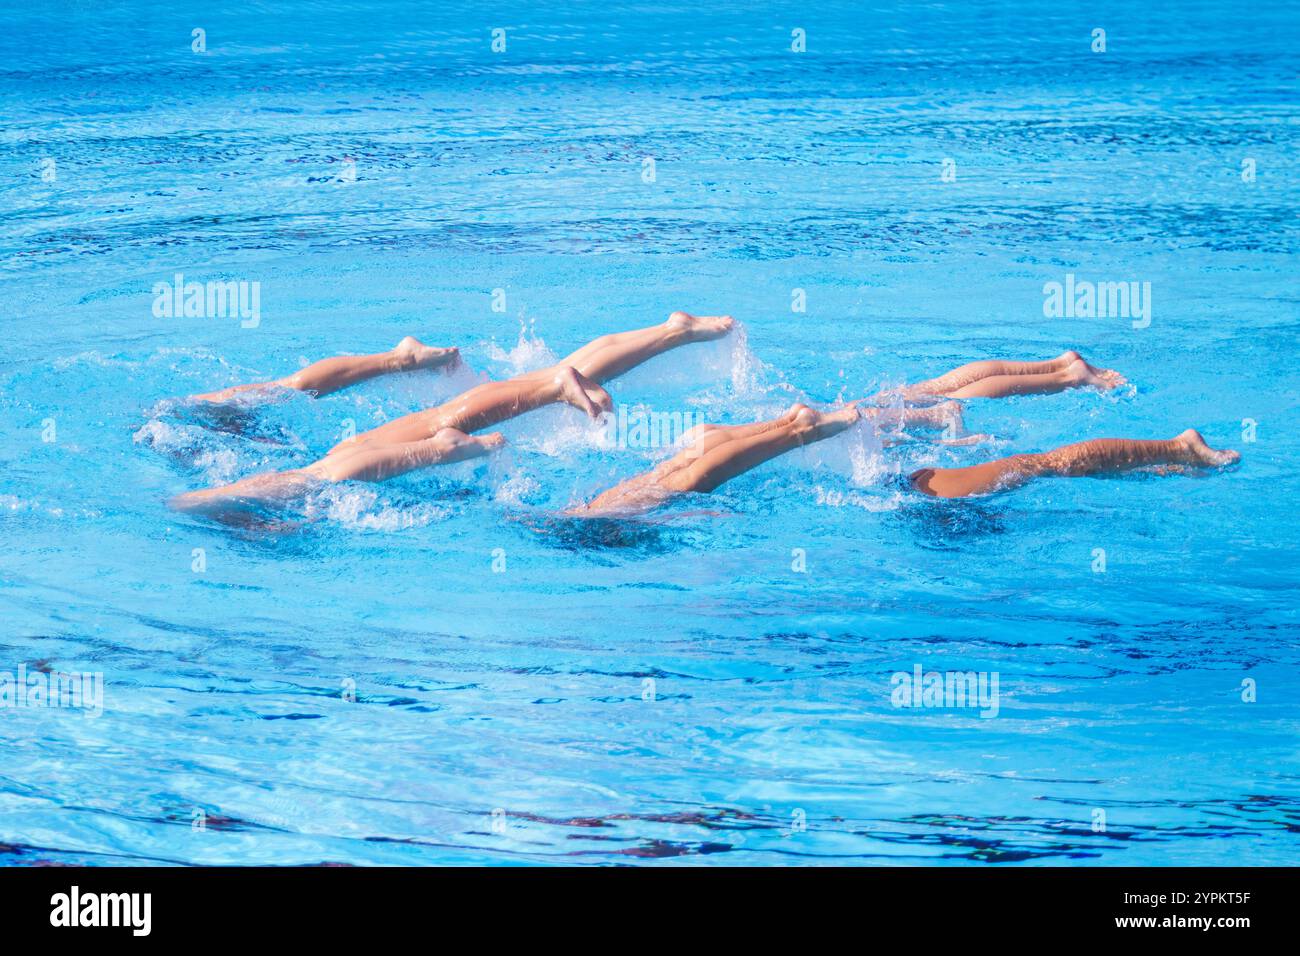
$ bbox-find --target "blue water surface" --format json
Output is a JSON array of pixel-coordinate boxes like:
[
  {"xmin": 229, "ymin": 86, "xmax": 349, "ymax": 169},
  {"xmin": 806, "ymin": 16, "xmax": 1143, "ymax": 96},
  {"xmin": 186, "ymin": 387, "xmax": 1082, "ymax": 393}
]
[{"xmin": 1, "ymin": 0, "xmax": 1298, "ymax": 865}]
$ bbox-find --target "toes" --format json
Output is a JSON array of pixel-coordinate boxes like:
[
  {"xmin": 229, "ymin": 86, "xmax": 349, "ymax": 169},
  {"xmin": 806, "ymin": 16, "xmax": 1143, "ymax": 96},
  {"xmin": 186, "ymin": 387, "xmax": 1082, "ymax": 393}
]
[
  {"xmin": 569, "ymin": 382, "xmax": 601, "ymax": 418},
  {"xmin": 566, "ymin": 368, "xmax": 612, "ymax": 416},
  {"xmin": 1092, "ymin": 367, "xmax": 1126, "ymax": 388}
]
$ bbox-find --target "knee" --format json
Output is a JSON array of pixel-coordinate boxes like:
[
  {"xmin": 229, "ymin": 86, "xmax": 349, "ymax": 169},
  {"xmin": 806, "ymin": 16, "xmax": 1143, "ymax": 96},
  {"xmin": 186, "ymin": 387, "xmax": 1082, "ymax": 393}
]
[{"xmin": 681, "ymin": 422, "xmax": 716, "ymax": 446}]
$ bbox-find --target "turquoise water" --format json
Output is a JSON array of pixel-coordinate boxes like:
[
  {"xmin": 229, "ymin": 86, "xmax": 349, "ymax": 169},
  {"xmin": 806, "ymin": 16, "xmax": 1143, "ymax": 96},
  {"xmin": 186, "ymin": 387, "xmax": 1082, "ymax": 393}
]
[{"xmin": 1, "ymin": 1, "xmax": 1298, "ymax": 864}]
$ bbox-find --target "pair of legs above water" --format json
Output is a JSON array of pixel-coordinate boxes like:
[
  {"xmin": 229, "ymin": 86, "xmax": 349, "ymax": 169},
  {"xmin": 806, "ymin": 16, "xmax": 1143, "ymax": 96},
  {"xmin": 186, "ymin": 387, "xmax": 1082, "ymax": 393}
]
[
  {"xmin": 845, "ymin": 349, "xmax": 1127, "ymax": 445},
  {"xmin": 910, "ymin": 429, "xmax": 1240, "ymax": 498},
  {"xmin": 192, "ymin": 336, "xmax": 461, "ymax": 402},
  {"xmin": 886, "ymin": 350, "xmax": 1127, "ymax": 401},
  {"xmin": 571, "ymin": 403, "xmax": 863, "ymax": 517},
  {"xmin": 169, "ymin": 426, "xmax": 507, "ymax": 519}
]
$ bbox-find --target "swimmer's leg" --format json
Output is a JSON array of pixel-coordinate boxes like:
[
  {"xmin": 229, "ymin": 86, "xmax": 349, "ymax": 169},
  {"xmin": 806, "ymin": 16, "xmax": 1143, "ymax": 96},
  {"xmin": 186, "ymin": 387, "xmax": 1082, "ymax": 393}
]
[
  {"xmin": 573, "ymin": 404, "xmax": 857, "ymax": 516},
  {"xmin": 558, "ymin": 310, "xmax": 736, "ymax": 384},
  {"xmin": 909, "ymin": 429, "xmax": 1239, "ymax": 499},
  {"xmin": 678, "ymin": 403, "xmax": 806, "ymax": 451},
  {"xmin": 328, "ymin": 364, "xmax": 610, "ymax": 452},
  {"xmin": 168, "ymin": 469, "xmax": 317, "ymax": 518},
  {"xmin": 192, "ymin": 337, "xmax": 460, "ymax": 402},
  {"xmin": 309, "ymin": 428, "xmax": 505, "ymax": 482},
  {"xmin": 665, "ymin": 403, "xmax": 861, "ymax": 494},
  {"xmin": 170, "ymin": 429, "xmax": 505, "ymax": 522},
  {"xmin": 902, "ymin": 351, "xmax": 1126, "ymax": 400}
]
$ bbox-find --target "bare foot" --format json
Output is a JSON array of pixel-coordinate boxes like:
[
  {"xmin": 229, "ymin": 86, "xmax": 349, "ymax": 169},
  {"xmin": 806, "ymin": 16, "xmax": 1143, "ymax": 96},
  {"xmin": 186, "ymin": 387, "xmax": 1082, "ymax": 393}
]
[
  {"xmin": 1174, "ymin": 428, "xmax": 1240, "ymax": 467},
  {"xmin": 1084, "ymin": 360, "xmax": 1127, "ymax": 388},
  {"xmin": 666, "ymin": 311, "xmax": 736, "ymax": 342},
  {"xmin": 1091, "ymin": 367, "xmax": 1127, "ymax": 388},
  {"xmin": 1059, "ymin": 351, "xmax": 1127, "ymax": 389},
  {"xmin": 794, "ymin": 402, "xmax": 861, "ymax": 441},
  {"xmin": 1064, "ymin": 358, "xmax": 1127, "ymax": 391},
  {"xmin": 394, "ymin": 336, "xmax": 460, "ymax": 372},
  {"xmin": 555, "ymin": 366, "xmax": 613, "ymax": 419}
]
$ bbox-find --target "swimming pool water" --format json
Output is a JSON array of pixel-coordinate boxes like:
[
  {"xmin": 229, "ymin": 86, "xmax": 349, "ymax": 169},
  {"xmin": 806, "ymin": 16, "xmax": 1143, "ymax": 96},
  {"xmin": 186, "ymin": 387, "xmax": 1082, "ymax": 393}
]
[{"xmin": 1, "ymin": 0, "xmax": 1298, "ymax": 865}]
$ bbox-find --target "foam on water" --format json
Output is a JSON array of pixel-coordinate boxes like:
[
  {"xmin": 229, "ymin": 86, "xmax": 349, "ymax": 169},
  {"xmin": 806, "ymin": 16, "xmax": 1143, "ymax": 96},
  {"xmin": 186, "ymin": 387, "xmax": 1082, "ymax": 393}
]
[
  {"xmin": 304, "ymin": 483, "xmax": 451, "ymax": 531},
  {"xmin": 493, "ymin": 471, "xmax": 543, "ymax": 507}
]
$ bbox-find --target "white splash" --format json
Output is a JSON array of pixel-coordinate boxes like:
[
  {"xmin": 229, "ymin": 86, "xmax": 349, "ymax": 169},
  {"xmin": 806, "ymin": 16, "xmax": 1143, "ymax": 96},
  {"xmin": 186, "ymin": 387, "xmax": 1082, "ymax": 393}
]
[
  {"xmin": 487, "ymin": 318, "xmax": 557, "ymax": 375},
  {"xmin": 493, "ymin": 472, "xmax": 541, "ymax": 506},
  {"xmin": 726, "ymin": 322, "xmax": 774, "ymax": 398},
  {"xmin": 305, "ymin": 484, "xmax": 449, "ymax": 531},
  {"xmin": 812, "ymin": 484, "xmax": 905, "ymax": 512}
]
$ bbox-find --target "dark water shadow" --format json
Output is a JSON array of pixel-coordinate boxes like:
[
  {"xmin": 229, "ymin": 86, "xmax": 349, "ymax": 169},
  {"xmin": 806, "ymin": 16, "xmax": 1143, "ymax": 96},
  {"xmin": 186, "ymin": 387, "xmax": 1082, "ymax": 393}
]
[
  {"xmin": 891, "ymin": 489, "xmax": 1010, "ymax": 548},
  {"xmin": 509, "ymin": 506, "xmax": 718, "ymax": 558}
]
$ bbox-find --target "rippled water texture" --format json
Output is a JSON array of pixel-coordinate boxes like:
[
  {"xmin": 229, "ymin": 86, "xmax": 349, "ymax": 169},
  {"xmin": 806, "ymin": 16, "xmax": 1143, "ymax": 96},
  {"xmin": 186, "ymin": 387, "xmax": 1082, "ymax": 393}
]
[{"xmin": 1, "ymin": 1, "xmax": 1298, "ymax": 865}]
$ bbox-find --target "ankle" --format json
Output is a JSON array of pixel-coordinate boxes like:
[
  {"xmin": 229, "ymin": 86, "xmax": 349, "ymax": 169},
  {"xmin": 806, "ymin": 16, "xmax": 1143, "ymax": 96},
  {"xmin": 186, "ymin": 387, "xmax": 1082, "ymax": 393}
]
[
  {"xmin": 546, "ymin": 366, "xmax": 575, "ymax": 401},
  {"xmin": 662, "ymin": 320, "xmax": 692, "ymax": 347}
]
